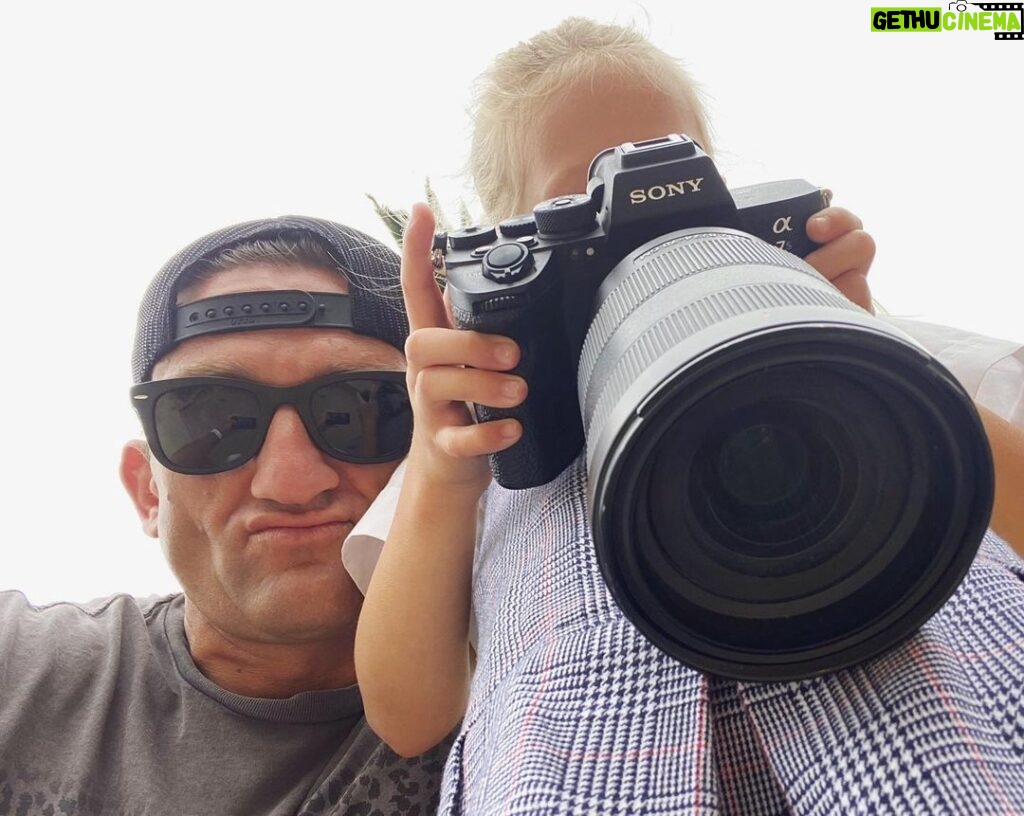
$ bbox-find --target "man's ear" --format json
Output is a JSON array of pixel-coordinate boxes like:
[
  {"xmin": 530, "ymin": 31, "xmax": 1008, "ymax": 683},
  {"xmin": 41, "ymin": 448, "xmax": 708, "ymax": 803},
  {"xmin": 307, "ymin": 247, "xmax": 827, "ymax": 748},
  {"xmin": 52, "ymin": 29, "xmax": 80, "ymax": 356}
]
[{"xmin": 120, "ymin": 440, "xmax": 160, "ymax": 539}]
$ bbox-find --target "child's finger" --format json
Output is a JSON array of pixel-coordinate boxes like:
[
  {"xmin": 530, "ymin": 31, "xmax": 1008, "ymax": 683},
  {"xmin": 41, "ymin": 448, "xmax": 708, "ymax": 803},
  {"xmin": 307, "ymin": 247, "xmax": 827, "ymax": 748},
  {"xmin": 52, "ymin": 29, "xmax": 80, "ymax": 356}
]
[
  {"xmin": 806, "ymin": 207, "xmax": 864, "ymax": 243},
  {"xmin": 804, "ymin": 229, "xmax": 876, "ymax": 283},
  {"xmin": 830, "ymin": 270, "xmax": 874, "ymax": 315},
  {"xmin": 804, "ymin": 230, "xmax": 876, "ymax": 312},
  {"xmin": 434, "ymin": 420, "xmax": 522, "ymax": 459},
  {"xmin": 412, "ymin": 366, "xmax": 527, "ymax": 411},
  {"xmin": 401, "ymin": 202, "xmax": 450, "ymax": 333},
  {"xmin": 405, "ymin": 327, "xmax": 520, "ymax": 373}
]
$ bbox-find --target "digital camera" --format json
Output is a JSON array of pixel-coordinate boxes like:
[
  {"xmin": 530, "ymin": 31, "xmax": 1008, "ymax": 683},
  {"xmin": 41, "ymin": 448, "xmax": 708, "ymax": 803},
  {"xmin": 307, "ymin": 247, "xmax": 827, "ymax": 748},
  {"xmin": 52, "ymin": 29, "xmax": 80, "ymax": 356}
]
[
  {"xmin": 439, "ymin": 134, "xmax": 993, "ymax": 681},
  {"xmin": 443, "ymin": 134, "xmax": 834, "ymax": 489}
]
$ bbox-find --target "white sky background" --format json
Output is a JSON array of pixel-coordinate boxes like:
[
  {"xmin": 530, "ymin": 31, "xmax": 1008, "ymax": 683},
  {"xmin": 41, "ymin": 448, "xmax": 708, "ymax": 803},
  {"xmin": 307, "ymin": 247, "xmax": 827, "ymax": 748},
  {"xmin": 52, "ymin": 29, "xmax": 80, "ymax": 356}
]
[{"xmin": 3, "ymin": 1, "xmax": 1020, "ymax": 603}]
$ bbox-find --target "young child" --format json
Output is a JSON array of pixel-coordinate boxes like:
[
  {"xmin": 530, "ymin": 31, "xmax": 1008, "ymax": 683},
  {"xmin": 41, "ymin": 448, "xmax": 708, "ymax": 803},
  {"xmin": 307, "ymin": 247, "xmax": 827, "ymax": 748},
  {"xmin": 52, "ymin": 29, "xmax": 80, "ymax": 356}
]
[
  {"xmin": 354, "ymin": 16, "xmax": 1024, "ymax": 771},
  {"xmin": 352, "ymin": 17, "xmax": 883, "ymax": 757}
]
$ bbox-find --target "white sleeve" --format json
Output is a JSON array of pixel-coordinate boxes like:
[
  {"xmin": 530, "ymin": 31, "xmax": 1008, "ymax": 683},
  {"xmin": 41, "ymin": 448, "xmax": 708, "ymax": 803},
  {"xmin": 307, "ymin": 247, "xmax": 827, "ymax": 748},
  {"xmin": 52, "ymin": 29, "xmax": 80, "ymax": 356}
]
[
  {"xmin": 341, "ymin": 458, "xmax": 481, "ymax": 646},
  {"xmin": 879, "ymin": 316, "xmax": 1024, "ymax": 427},
  {"xmin": 341, "ymin": 459, "xmax": 407, "ymax": 596}
]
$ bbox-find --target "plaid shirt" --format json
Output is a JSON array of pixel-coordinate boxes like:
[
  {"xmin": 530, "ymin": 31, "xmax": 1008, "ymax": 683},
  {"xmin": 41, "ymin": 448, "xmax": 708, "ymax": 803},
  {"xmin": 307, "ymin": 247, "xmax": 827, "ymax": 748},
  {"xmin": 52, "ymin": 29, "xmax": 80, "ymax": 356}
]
[{"xmin": 440, "ymin": 456, "xmax": 1024, "ymax": 815}]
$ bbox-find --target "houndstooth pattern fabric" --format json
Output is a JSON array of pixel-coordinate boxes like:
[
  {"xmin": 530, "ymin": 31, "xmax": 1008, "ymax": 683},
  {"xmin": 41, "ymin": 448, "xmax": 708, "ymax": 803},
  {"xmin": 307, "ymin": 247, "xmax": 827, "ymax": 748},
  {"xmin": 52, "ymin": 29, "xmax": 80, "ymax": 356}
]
[{"xmin": 440, "ymin": 454, "xmax": 1024, "ymax": 815}]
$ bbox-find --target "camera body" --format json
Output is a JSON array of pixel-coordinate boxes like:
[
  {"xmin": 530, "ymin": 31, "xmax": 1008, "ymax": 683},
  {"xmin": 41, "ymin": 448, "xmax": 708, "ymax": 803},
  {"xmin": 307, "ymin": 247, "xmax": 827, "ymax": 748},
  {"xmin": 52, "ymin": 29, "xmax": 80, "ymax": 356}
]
[{"xmin": 441, "ymin": 134, "xmax": 831, "ymax": 489}]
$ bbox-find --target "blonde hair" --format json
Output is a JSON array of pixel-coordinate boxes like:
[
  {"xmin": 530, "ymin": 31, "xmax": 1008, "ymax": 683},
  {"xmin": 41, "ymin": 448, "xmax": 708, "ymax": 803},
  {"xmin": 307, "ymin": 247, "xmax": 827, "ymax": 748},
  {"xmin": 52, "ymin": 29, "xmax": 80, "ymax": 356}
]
[{"xmin": 469, "ymin": 17, "xmax": 714, "ymax": 223}]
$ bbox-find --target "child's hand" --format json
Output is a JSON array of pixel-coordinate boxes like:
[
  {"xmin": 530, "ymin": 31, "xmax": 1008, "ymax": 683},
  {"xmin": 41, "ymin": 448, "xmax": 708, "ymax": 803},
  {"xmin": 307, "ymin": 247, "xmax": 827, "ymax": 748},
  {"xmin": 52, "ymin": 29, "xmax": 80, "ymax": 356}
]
[
  {"xmin": 804, "ymin": 207, "xmax": 876, "ymax": 313},
  {"xmin": 400, "ymin": 202, "xmax": 526, "ymax": 496}
]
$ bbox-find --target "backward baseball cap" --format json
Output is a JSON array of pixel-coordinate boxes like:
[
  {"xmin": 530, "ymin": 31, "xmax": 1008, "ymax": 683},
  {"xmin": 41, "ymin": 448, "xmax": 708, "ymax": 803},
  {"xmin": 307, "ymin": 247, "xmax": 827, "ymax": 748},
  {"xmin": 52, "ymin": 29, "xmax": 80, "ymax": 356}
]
[{"xmin": 131, "ymin": 215, "xmax": 410, "ymax": 383}]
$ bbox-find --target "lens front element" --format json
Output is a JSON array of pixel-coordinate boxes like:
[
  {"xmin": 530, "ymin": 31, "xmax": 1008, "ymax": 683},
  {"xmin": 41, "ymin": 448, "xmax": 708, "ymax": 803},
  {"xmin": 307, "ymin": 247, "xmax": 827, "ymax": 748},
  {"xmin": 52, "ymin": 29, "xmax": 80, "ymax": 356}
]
[{"xmin": 583, "ymin": 229, "xmax": 993, "ymax": 680}]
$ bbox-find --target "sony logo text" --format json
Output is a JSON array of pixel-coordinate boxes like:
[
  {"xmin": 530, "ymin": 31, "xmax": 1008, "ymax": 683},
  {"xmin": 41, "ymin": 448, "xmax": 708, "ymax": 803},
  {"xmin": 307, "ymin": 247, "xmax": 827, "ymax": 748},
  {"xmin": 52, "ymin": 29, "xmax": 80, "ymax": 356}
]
[{"xmin": 629, "ymin": 178, "xmax": 704, "ymax": 205}]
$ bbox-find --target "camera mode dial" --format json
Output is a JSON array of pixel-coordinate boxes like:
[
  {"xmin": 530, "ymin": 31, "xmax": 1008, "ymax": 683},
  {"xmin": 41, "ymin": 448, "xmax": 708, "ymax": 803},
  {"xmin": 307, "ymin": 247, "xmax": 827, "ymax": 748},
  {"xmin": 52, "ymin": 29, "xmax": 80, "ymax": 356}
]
[
  {"xmin": 533, "ymin": 194, "xmax": 597, "ymax": 236},
  {"xmin": 482, "ymin": 242, "xmax": 534, "ymax": 285}
]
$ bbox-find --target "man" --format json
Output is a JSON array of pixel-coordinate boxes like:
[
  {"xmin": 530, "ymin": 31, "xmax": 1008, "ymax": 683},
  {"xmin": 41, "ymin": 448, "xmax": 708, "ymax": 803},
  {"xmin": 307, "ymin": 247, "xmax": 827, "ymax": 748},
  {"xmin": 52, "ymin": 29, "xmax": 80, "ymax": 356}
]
[{"xmin": 0, "ymin": 216, "xmax": 449, "ymax": 814}]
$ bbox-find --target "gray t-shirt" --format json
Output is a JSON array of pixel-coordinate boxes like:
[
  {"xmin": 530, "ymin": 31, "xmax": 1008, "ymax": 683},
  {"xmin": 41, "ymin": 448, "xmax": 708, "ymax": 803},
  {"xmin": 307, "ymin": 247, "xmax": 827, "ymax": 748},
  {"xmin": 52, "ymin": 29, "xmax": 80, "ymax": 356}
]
[{"xmin": 0, "ymin": 591, "xmax": 449, "ymax": 816}]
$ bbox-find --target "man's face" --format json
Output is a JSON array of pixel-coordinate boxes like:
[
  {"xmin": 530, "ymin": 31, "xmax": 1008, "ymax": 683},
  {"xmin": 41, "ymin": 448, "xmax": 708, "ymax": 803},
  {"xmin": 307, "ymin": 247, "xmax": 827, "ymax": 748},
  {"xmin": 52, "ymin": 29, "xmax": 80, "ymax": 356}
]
[
  {"xmin": 520, "ymin": 67, "xmax": 706, "ymax": 213},
  {"xmin": 125, "ymin": 263, "xmax": 405, "ymax": 645}
]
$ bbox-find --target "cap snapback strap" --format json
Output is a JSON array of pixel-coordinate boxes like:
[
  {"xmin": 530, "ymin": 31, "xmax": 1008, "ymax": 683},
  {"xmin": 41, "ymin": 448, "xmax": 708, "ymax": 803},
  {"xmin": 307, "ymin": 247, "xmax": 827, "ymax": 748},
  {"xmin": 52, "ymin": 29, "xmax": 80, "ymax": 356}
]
[{"xmin": 175, "ymin": 290, "xmax": 354, "ymax": 341}]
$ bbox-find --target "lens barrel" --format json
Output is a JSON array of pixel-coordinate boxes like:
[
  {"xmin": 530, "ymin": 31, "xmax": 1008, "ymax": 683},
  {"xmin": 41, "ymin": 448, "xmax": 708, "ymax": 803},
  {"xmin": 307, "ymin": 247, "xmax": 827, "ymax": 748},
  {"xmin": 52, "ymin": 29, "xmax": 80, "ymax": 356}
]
[{"xmin": 583, "ymin": 228, "xmax": 993, "ymax": 680}]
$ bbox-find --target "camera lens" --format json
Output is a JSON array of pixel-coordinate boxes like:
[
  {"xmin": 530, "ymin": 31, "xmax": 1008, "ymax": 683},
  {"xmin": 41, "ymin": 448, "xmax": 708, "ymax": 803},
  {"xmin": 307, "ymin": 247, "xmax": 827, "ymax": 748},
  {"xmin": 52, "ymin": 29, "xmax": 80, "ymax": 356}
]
[
  {"xmin": 716, "ymin": 423, "xmax": 809, "ymax": 508},
  {"xmin": 582, "ymin": 228, "xmax": 993, "ymax": 680},
  {"xmin": 686, "ymin": 397, "xmax": 856, "ymax": 553},
  {"xmin": 708, "ymin": 418, "xmax": 823, "ymax": 541}
]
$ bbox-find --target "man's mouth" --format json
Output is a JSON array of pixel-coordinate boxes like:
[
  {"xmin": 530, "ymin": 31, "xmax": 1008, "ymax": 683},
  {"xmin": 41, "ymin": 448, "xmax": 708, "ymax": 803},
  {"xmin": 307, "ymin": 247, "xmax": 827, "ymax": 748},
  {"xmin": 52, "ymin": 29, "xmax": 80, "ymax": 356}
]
[{"xmin": 246, "ymin": 515, "xmax": 355, "ymax": 547}]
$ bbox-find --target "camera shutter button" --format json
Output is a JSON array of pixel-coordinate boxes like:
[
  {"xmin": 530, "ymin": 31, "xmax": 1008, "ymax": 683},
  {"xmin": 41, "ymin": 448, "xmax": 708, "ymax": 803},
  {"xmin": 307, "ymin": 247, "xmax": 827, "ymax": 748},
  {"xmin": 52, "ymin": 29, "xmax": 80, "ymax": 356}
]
[{"xmin": 482, "ymin": 242, "xmax": 533, "ymax": 284}]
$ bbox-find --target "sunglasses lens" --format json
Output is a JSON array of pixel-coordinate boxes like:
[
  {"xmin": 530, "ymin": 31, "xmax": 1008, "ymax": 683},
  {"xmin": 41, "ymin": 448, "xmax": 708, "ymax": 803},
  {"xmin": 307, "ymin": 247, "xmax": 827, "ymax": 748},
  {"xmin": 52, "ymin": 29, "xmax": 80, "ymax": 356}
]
[
  {"xmin": 312, "ymin": 378, "xmax": 413, "ymax": 460},
  {"xmin": 154, "ymin": 384, "xmax": 261, "ymax": 472}
]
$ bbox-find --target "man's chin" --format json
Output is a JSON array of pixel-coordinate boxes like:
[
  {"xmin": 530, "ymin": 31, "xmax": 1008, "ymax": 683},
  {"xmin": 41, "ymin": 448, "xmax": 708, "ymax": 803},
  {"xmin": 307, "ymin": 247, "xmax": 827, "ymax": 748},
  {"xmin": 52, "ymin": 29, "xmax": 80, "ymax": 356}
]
[{"xmin": 244, "ymin": 567, "xmax": 363, "ymax": 641}]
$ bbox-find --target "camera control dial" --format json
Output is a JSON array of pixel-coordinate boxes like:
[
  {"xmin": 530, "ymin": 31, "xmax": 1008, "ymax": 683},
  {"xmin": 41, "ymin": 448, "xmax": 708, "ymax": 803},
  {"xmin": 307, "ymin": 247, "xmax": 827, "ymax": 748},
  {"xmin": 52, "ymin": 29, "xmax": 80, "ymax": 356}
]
[
  {"xmin": 498, "ymin": 214, "xmax": 539, "ymax": 238},
  {"xmin": 482, "ymin": 242, "xmax": 534, "ymax": 284},
  {"xmin": 448, "ymin": 225, "xmax": 498, "ymax": 250},
  {"xmin": 533, "ymin": 193, "xmax": 597, "ymax": 236}
]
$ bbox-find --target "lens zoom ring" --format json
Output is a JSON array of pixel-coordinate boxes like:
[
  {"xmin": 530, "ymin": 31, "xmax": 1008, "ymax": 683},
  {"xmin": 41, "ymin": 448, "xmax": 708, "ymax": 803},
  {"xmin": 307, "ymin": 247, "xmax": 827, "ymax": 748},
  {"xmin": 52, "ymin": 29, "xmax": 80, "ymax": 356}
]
[
  {"xmin": 579, "ymin": 233, "xmax": 820, "ymax": 397},
  {"xmin": 585, "ymin": 283, "xmax": 858, "ymax": 444}
]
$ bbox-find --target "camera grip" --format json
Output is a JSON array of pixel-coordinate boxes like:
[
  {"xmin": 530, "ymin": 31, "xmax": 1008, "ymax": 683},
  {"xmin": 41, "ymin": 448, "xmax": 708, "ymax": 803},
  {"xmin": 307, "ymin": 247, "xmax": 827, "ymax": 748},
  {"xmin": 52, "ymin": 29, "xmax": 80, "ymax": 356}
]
[{"xmin": 457, "ymin": 297, "xmax": 584, "ymax": 489}]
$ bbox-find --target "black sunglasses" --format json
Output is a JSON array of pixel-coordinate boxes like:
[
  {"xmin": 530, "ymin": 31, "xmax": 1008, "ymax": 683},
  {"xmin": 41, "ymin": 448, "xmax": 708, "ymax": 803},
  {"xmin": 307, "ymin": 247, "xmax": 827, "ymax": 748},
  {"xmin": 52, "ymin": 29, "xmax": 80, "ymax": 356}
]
[{"xmin": 130, "ymin": 371, "xmax": 412, "ymax": 475}]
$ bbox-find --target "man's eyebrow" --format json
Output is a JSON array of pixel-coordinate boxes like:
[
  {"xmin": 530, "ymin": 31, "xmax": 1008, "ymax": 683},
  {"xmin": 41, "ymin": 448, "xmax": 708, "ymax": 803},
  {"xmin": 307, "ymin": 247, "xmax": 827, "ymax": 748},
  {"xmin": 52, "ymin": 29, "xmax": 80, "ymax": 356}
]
[
  {"xmin": 169, "ymin": 362, "xmax": 254, "ymax": 379},
  {"xmin": 167, "ymin": 352, "xmax": 403, "ymax": 380},
  {"xmin": 168, "ymin": 362, "xmax": 369, "ymax": 379}
]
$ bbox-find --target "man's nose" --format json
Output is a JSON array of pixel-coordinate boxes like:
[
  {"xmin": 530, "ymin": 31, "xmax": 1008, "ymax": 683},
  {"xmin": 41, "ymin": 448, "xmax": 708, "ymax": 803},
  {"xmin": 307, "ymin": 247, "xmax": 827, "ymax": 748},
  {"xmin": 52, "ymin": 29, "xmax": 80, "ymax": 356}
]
[{"xmin": 249, "ymin": 406, "xmax": 341, "ymax": 505}]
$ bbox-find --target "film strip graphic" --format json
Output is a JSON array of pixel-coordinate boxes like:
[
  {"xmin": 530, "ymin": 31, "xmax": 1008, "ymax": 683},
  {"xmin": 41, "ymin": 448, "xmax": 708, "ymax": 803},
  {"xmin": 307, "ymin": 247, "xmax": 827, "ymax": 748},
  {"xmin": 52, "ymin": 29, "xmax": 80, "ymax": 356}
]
[{"xmin": 969, "ymin": 2, "xmax": 1024, "ymax": 38}]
